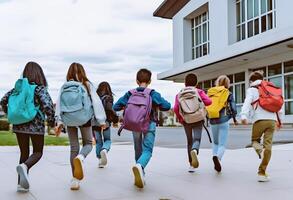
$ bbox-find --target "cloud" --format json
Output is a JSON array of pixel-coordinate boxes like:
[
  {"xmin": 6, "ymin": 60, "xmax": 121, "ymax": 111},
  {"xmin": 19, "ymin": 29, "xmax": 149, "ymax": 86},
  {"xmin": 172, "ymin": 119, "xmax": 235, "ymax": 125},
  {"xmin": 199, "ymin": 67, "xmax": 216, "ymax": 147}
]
[{"xmin": 0, "ymin": 0, "xmax": 182, "ymax": 105}]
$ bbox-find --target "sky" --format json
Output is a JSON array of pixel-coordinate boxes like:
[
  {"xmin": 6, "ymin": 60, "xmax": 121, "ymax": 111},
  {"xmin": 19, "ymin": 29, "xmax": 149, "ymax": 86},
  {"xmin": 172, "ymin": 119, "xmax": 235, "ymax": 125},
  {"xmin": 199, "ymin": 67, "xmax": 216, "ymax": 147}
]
[{"xmin": 0, "ymin": 0, "xmax": 184, "ymax": 105}]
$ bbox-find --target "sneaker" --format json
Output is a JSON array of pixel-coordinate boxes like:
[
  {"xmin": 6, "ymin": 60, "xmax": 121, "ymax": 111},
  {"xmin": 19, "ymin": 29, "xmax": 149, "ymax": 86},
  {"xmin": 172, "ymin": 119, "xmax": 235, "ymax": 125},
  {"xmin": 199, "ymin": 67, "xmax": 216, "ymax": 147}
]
[
  {"xmin": 16, "ymin": 164, "xmax": 29, "ymax": 190},
  {"xmin": 132, "ymin": 164, "xmax": 145, "ymax": 188},
  {"xmin": 17, "ymin": 184, "xmax": 29, "ymax": 193},
  {"xmin": 98, "ymin": 159, "xmax": 105, "ymax": 168},
  {"xmin": 212, "ymin": 156, "xmax": 222, "ymax": 172},
  {"xmin": 188, "ymin": 166, "xmax": 196, "ymax": 173},
  {"xmin": 73, "ymin": 155, "xmax": 84, "ymax": 180},
  {"xmin": 190, "ymin": 150, "xmax": 199, "ymax": 168},
  {"xmin": 258, "ymin": 174, "xmax": 270, "ymax": 182},
  {"xmin": 252, "ymin": 142, "xmax": 263, "ymax": 159},
  {"xmin": 100, "ymin": 149, "xmax": 108, "ymax": 167},
  {"xmin": 70, "ymin": 178, "xmax": 80, "ymax": 190}
]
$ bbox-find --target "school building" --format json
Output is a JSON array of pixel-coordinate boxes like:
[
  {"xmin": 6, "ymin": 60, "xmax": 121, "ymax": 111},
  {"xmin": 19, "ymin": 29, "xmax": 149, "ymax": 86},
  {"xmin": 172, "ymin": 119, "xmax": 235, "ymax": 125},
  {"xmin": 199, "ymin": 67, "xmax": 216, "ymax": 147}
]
[{"xmin": 154, "ymin": 0, "xmax": 293, "ymax": 123}]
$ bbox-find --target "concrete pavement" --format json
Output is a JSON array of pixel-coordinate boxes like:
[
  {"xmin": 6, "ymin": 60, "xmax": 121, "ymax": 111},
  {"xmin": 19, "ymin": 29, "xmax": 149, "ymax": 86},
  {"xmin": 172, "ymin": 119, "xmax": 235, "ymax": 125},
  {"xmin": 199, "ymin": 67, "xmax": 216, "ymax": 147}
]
[{"xmin": 0, "ymin": 144, "xmax": 292, "ymax": 200}]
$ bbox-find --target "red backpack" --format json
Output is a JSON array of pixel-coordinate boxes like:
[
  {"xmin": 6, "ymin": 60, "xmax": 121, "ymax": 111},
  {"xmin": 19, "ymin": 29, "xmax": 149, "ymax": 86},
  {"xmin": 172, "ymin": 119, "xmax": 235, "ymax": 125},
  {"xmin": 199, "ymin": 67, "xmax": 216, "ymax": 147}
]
[{"xmin": 252, "ymin": 80, "xmax": 284, "ymax": 125}]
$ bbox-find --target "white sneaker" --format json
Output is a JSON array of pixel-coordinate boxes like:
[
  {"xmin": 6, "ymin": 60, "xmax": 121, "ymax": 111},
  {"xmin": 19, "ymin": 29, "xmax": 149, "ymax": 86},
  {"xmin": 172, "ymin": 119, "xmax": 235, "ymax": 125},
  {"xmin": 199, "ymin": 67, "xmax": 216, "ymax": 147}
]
[
  {"xmin": 70, "ymin": 178, "xmax": 80, "ymax": 190},
  {"xmin": 16, "ymin": 164, "xmax": 29, "ymax": 190},
  {"xmin": 100, "ymin": 149, "xmax": 108, "ymax": 167},
  {"xmin": 98, "ymin": 159, "xmax": 105, "ymax": 168},
  {"xmin": 17, "ymin": 184, "xmax": 29, "ymax": 193},
  {"xmin": 73, "ymin": 155, "xmax": 85, "ymax": 180},
  {"xmin": 258, "ymin": 174, "xmax": 270, "ymax": 182},
  {"xmin": 188, "ymin": 166, "xmax": 196, "ymax": 173},
  {"xmin": 132, "ymin": 164, "xmax": 145, "ymax": 188}
]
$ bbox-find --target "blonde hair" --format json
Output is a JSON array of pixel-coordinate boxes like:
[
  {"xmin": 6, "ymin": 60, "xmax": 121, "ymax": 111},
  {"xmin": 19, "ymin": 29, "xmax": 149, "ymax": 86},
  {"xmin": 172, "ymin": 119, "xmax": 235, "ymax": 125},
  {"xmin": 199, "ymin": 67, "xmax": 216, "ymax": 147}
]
[{"xmin": 215, "ymin": 75, "xmax": 230, "ymax": 89}]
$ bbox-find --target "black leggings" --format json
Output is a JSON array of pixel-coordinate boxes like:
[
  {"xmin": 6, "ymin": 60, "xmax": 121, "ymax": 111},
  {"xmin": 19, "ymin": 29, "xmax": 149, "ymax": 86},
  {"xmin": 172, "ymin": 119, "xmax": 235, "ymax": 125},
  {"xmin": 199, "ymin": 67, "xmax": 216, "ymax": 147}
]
[{"xmin": 16, "ymin": 133, "xmax": 44, "ymax": 170}]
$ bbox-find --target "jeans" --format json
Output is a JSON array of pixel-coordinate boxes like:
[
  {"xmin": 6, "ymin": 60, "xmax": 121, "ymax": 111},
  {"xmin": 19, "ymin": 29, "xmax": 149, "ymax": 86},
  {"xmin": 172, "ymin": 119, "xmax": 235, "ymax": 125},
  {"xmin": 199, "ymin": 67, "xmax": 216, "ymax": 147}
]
[
  {"xmin": 183, "ymin": 121, "xmax": 203, "ymax": 164},
  {"xmin": 94, "ymin": 128, "xmax": 111, "ymax": 158},
  {"xmin": 132, "ymin": 122, "xmax": 156, "ymax": 170},
  {"xmin": 251, "ymin": 120, "xmax": 275, "ymax": 175},
  {"xmin": 211, "ymin": 121, "xmax": 229, "ymax": 160},
  {"xmin": 67, "ymin": 126, "xmax": 93, "ymax": 176}
]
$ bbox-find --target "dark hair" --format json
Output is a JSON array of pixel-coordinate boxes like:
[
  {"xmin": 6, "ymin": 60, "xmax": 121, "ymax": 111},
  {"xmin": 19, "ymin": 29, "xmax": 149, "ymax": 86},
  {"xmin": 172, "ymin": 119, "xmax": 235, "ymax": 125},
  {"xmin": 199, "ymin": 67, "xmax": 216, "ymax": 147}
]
[
  {"xmin": 185, "ymin": 73, "xmax": 198, "ymax": 87},
  {"xmin": 97, "ymin": 82, "xmax": 114, "ymax": 97},
  {"xmin": 66, "ymin": 63, "xmax": 90, "ymax": 93},
  {"xmin": 136, "ymin": 68, "xmax": 152, "ymax": 83},
  {"xmin": 23, "ymin": 62, "xmax": 47, "ymax": 86},
  {"xmin": 249, "ymin": 71, "xmax": 264, "ymax": 82}
]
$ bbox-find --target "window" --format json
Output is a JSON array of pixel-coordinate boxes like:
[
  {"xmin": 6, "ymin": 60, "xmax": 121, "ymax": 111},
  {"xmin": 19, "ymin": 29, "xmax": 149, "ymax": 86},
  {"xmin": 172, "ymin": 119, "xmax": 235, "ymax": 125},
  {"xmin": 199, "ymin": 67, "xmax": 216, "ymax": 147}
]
[
  {"xmin": 236, "ymin": 0, "xmax": 276, "ymax": 41},
  {"xmin": 229, "ymin": 72, "xmax": 246, "ymax": 114},
  {"xmin": 192, "ymin": 12, "xmax": 209, "ymax": 59}
]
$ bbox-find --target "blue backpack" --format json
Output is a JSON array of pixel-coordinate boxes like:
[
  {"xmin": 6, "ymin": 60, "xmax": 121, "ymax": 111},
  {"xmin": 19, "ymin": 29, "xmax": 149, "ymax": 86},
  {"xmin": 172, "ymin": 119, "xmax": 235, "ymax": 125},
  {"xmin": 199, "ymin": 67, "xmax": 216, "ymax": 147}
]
[
  {"xmin": 8, "ymin": 78, "xmax": 42, "ymax": 125},
  {"xmin": 60, "ymin": 81, "xmax": 94, "ymax": 126}
]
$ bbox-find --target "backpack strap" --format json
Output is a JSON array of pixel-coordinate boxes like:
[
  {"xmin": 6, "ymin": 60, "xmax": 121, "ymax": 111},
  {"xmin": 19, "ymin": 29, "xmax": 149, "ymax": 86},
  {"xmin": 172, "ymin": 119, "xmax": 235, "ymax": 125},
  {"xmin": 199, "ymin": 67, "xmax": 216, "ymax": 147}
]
[
  {"xmin": 251, "ymin": 99, "xmax": 259, "ymax": 110},
  {"xmin": 203, "ymin": 123, "xmax": 212, "ymax": 143},
  {"xmin": 129, "ymin": 88, "xmax": 153, "ymax": 95},
  {"xmin": 276, "ymin": 112, "xmax": 282, "ymax": 128}
]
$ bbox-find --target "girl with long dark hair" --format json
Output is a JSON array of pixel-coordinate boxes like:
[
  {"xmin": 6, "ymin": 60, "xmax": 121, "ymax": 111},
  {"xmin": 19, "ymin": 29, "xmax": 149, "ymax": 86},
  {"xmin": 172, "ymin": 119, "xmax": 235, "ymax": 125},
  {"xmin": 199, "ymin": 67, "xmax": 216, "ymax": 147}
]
[
  {"xmin": 0, "ymin": 62, "xmax": 55, "ymax": 192},
  {"xmin": 93, "ymin": 82, "xmax": 118, "ymax": 168}
]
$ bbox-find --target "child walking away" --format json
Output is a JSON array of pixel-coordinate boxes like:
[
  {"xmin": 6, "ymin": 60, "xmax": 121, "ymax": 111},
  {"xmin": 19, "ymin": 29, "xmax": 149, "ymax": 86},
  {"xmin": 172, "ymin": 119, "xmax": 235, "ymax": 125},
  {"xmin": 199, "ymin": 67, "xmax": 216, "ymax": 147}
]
[
  {"xmin": 93, "ymin": 82, "xmax": 119, "ymax": 168},
  {"xmin": 0, "ymin": 62, "xmax": 55, "ymax": 193},
  {"xmin": 206, "ymin": 75, "xmax": 237, "ymax": 173},
  {"xmin": 55, "ymin": 63, "xmax": 106, "ymax": 190},
  {"xmin": 240, "ymin": 71, "xmax": 283, "ymax": 182},
  {"xmin": 174, "ymin": 73, "xmax": 212, "ymax": 173},
  {"xmin": 113, "ymin": 68, "xmax": 171, "ymax": 188}
]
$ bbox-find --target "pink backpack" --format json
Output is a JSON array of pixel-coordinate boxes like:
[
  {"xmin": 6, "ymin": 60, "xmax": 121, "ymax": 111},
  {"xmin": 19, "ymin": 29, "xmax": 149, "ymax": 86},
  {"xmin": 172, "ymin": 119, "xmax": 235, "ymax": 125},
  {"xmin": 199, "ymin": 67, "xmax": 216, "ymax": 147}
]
[{"xmin": 118, "ymin": 88, "xmax": 152, "ymax": 135}]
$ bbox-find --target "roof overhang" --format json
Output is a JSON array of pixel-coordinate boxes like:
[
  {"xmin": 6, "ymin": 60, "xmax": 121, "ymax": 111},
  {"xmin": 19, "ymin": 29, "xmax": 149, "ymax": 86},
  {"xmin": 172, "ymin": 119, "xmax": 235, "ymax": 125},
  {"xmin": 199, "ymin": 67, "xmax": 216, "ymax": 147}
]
[
  {"xmin": 158, "ymin": 37, "xmax": 293, "ymax": 82},
  {"xmin": 153, "ymin": 0, "xmax": 190, "ymax": 19}
]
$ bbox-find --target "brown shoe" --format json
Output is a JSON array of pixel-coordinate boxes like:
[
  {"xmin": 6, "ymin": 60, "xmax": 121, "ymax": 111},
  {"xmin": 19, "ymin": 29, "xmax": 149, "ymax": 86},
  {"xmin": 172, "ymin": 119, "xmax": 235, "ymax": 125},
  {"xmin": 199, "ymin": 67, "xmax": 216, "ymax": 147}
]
[{"xmin": 213, "ymin": 156, "xmax": 222, "ymax": 172}]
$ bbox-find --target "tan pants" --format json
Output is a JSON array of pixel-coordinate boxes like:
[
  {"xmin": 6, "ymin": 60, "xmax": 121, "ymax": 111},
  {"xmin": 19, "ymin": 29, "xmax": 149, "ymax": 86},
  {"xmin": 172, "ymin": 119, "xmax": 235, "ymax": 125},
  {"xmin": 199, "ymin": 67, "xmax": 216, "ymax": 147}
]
[{"xmin": 251, "ymin": 120, "xmax": 275, "ymax": 175}]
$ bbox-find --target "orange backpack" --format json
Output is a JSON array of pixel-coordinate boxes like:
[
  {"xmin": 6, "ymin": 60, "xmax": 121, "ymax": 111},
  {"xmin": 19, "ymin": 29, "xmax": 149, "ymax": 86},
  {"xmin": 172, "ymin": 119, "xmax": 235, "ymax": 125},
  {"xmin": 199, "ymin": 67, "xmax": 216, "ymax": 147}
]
[{"xmin": 252, "ymin": 81, "xmax": 284, "ymax": 125}]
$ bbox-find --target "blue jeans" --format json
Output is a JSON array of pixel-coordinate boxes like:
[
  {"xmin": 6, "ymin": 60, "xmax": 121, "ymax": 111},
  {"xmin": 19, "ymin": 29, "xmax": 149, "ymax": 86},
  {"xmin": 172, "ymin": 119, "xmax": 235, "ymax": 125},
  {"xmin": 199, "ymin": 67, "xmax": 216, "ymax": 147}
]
[
  {"xmin": 211, "ymin": 121, "xmax": 229, "ymax": 160},
  {"xmin": 94, "ymin": 128, "xmax": 111, "ymax": 158},
  {"xmin": 132, "ymin": 122, "xmax": 156, "ymax": 170}
]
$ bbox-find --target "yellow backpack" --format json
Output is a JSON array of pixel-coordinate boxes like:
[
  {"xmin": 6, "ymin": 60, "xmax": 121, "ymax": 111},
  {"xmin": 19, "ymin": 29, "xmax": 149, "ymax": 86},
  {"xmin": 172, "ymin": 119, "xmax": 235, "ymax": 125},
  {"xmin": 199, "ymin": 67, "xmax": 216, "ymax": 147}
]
[{"xmin": 206, "ymin": 86, "xmax": 230, "ymax": 119}]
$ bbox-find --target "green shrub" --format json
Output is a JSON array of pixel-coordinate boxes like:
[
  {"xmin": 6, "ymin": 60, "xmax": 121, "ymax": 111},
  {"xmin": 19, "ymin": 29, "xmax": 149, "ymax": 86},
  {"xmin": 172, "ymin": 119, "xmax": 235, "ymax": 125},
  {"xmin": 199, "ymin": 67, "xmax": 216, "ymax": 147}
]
[{"xmin": 0, "ymin": 119, "xmax": 10, "ymax": 131}]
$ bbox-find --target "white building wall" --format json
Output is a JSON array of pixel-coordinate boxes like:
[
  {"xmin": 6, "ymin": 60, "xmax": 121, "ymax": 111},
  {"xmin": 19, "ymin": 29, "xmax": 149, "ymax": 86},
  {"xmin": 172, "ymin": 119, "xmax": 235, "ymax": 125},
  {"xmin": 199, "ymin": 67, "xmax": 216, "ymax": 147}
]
[{"xmin": 168, "ymin": 0, "xmax": 293, "ymax": 78}]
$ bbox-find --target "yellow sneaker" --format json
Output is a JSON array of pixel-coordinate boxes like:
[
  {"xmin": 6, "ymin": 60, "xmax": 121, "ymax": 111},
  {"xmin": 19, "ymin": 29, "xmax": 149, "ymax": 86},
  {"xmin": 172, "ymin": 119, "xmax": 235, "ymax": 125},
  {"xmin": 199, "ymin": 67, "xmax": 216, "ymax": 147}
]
[{"xmin": 190, "ymin": 150, "xmax": 199, "ymax": 168}]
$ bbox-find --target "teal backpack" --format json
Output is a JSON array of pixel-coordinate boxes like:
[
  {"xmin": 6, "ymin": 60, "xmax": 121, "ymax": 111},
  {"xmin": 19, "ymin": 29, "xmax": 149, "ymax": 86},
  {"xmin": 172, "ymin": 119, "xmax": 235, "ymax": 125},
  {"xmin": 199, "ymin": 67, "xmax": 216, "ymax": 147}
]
[
  {"xmin": 60, "ymin": 81, "xmax": 94, "ymax": 126},
  {"xmin": 8, "ymin": 78, "xmax": 42, "ymax": 125}
]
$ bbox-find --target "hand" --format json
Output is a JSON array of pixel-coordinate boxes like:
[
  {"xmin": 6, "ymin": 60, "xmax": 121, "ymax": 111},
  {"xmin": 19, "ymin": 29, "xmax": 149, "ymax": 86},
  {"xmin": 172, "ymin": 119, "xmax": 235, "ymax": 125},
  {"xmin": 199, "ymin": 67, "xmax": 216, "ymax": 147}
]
[
  {"xmin": 275, "ymin": 122, "xmax": 281, "ymax": 131},
  {"xmin": 92, "ymin": 137, "xmax": 96, "ymax": 145},
  {"xmin": 54, "ymin": 124, "xmax": 63, "ymax": 137},
  {"xmin": 100, "ymin": 124, "xmax": 107, "ymax": 131},
  {"xmin": 241, "ymin": 119, "xmax": 248, "ymax": 125}
]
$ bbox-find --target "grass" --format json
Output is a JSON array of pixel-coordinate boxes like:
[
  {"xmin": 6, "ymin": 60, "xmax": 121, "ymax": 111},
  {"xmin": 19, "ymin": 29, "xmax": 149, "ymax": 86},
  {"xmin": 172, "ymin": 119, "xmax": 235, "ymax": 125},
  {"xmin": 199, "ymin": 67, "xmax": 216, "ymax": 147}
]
[{"xmin": 0, "ymin": 131, "xmax": 69, "ymax": 146}]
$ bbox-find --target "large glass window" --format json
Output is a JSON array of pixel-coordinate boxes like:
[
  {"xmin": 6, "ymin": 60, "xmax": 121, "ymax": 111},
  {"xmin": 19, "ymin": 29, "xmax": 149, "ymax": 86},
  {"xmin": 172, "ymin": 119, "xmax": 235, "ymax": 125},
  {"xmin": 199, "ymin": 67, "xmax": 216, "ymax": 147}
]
[
  {"xmin": 231, "ymin": 72, "xmax": 246, "ymax": 113},
  {"xmin": 192, "ymin": 12, "xmax": 209, "ymax": 59},
  {"xmin": 236, "ymin": 0, "xmax": 276, "ymax": 41}
]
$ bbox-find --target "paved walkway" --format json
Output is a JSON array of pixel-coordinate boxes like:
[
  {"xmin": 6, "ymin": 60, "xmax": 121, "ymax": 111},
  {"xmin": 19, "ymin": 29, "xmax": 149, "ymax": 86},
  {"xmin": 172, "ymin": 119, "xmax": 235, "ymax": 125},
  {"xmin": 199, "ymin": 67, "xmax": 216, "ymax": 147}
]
[{"xmin": 0, "ymin": 144, "xmax": 292, "ymax": 200}]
